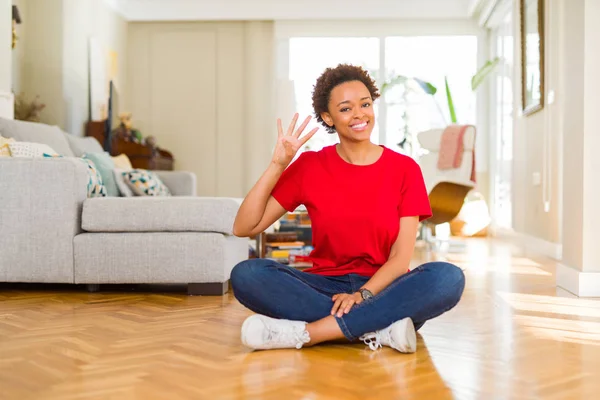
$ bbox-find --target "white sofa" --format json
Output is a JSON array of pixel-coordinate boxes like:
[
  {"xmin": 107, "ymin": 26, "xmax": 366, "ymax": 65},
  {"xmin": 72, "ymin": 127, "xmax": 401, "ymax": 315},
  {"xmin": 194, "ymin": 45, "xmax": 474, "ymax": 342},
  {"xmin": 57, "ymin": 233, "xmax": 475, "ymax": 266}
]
[{"xmin": 0, "ymin": 117, "xmax": 247, "ymax": 295}]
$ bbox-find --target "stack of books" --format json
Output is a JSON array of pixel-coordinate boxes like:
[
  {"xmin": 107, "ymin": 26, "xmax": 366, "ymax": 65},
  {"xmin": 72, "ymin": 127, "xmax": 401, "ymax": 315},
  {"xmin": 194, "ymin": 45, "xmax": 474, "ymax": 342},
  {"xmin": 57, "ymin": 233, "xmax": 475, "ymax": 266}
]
[
  {"xmin": 264, "ymin": 232, "xmax": 312, "ymax": 264},
  {"xmin": 277, "ymin": 211, "xmax": 312, "ymax": 246}
]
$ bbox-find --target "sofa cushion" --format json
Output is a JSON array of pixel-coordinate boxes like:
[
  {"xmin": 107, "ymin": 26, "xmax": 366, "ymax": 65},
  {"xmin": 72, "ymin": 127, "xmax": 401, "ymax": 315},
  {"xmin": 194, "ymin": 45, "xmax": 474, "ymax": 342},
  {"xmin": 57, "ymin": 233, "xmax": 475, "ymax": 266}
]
[
  {"xmin": 82, "ymin": 197, "xmax": 242, "ymax": 235},
  {"xmin": 64, "ymin": 133, "xmax": 104, "ymax": 157},
  {"xmin": 74, "ymin": 232, "xmax": 248, "ymax": 284},
  {"xmin": 0, "ymin": 117, "xmax": 75, "ymax": 156}
]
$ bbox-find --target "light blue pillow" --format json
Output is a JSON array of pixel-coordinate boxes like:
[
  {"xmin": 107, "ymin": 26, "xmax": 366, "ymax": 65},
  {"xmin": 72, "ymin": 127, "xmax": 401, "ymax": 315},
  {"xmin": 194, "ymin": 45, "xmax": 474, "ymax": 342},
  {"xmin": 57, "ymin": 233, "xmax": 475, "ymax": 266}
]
[{"xmin": 82, "ymin": 152, "xmax": 119, "ymax": 197}]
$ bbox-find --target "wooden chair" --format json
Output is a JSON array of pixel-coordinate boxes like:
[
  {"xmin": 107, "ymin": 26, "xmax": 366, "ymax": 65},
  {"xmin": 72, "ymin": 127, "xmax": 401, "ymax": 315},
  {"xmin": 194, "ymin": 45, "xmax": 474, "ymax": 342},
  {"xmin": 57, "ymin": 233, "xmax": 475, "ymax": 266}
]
[{"xmin": 416, "ymin": 126, "xmax": 477, "ymax": 244}]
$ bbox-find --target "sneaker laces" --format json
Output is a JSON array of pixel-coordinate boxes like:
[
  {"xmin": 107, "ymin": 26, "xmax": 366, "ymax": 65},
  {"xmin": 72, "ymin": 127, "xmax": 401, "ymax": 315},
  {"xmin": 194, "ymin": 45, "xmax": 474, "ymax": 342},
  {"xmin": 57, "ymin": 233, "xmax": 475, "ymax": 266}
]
[
  {"xmin": 267, "ymin": 324, "xmax": 310, "ymax": 349},
  {"xmin": 360, "ymin": 329, "xmax": 391, "ymax": 351}
]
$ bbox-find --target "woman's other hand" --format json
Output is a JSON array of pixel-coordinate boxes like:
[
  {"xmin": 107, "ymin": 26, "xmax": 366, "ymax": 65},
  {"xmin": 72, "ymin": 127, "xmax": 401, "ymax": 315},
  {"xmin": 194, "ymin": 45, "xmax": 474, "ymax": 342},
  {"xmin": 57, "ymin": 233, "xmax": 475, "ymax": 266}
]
[
  {"xmin": 331, "ymin": 292, "xmax": 363, "ymax": 318},
  {"xmin": 272, "ymin": 113, "xmax": 318, "ymax": 167}
]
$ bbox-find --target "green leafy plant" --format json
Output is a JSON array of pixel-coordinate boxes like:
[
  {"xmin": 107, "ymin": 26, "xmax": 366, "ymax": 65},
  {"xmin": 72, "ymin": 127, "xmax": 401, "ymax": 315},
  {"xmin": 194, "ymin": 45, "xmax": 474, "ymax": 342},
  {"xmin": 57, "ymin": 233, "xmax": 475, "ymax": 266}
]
[
  {"xmin": 444, "ymin": 76, "xmax": 457, "ymax": 123},
  {"xmin": 380, "ymin": 75, "xmax": 437, "ymax": 96},
  {"xmin": 381, "ymin": 56, "xmax": 501, "ymax": 124},
  {"xmin": 471, "ymin": 57, "xmax": 501, "ymax": 91}
]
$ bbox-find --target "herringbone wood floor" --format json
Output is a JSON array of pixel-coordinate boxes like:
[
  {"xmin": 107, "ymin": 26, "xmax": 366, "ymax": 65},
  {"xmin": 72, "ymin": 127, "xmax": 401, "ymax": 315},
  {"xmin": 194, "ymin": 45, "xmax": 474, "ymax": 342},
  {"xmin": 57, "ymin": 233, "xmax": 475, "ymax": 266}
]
[{"xmin": 1, "ymin": 239, "xmax": 600, "ymax": 400}]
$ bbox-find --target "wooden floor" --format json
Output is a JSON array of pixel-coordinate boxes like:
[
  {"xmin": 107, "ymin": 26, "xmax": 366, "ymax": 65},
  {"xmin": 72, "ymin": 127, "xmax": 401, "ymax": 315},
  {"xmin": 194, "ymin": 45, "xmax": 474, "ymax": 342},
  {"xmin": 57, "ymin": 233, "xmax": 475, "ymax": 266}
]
[{"xmin": 1, "ymin": 238, "xmax": 600, "ymax": 400}]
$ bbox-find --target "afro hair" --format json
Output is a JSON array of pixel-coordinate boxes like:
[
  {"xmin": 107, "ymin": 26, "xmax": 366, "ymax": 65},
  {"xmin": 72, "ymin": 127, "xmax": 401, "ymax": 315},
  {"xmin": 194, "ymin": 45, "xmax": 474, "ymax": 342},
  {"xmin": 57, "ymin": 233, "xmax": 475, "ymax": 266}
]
[{"xmin": 311, "ymin": 64, "xmax": 380, "ymax": 133}]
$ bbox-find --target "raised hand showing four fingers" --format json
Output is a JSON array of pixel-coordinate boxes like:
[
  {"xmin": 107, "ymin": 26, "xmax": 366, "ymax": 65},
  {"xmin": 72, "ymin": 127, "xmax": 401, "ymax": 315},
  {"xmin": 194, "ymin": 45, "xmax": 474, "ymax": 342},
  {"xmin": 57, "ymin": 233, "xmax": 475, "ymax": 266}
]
[{"xmin": 271, "ymin": 113, "xmax": 319, "ymax": 167}]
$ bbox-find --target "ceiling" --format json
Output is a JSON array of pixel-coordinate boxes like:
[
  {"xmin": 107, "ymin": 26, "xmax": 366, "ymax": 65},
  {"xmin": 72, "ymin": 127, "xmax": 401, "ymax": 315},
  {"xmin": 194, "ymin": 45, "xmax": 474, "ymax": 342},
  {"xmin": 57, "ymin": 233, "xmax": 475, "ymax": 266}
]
[{"xmin": 105, "ymin": 0, "xmax": 475, "ymax": 22}]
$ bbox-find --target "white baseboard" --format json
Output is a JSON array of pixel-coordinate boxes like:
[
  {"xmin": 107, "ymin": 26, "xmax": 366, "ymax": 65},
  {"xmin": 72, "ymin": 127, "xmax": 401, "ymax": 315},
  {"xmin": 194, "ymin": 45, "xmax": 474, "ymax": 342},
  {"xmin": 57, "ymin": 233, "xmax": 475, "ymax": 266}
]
[
  {"xmin": 557, "ymin": 263, "xmax": 600, "ymax": 297},
  {"xmin": 0, "ymin": 91, "xmax": 14, "ymax": 119},
  {"xmin": 494, "ymin": 227, "xmax": 562, "ymax": 260}
]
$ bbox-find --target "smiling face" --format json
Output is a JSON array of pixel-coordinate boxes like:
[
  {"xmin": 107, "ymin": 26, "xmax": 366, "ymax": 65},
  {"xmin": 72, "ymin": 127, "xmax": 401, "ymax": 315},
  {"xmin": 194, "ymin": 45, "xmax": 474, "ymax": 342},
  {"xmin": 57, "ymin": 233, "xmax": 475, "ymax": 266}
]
[{"xmin": 320, "ymin": 80, "xmax": 375, "ymax": 143}]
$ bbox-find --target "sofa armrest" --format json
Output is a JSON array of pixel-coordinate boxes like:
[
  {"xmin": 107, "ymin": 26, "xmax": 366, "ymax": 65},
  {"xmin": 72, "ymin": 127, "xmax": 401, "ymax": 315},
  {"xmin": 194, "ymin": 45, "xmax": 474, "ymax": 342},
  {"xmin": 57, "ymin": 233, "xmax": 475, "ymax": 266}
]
[
  {"xmin": 0, "ymin": 158, "xmax": 89, "ymax": 283},
  {"xmin": 154, "ymin": 170, "xmax": 197, "ymax": 196}
]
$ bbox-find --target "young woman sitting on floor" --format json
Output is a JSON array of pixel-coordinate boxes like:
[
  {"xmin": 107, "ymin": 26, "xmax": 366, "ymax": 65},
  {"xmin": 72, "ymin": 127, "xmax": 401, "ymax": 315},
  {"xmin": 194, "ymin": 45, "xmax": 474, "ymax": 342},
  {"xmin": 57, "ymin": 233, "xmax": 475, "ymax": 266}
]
[{"xmin": 231, "ymin": 64, "xmax": 465, "ymax": 353}]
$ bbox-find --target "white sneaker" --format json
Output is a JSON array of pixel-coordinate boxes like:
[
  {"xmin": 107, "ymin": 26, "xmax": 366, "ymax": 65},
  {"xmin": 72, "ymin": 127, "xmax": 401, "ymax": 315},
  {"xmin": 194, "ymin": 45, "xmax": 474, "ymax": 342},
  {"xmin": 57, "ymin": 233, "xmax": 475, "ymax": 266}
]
[
  {"xmin": 241, "ymin": 314, "xmax": 311, "ymax": 350},
  {"xmin": 359, "ymin": 318, "xmax": 417, "ymax": 353}
]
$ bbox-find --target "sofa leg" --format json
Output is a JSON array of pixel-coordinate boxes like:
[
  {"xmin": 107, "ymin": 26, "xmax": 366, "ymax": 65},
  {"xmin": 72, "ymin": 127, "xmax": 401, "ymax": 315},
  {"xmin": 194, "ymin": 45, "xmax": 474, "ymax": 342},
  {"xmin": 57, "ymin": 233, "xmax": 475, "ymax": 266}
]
[
  {"xmin": 86, "ymin": 284, "xmax": 100, "ymax": 293},
  {"xmin": 188, "ymin": 281, "xmax": 229, "ymax": 296}
]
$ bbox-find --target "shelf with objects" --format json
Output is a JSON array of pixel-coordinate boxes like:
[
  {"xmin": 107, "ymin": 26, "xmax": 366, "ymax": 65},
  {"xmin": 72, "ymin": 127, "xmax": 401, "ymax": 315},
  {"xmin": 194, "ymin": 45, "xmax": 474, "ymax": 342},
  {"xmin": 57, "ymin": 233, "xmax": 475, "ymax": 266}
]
[{"xmin": 253, "ymin": 207, "xmax": 314, "ymax": 269}]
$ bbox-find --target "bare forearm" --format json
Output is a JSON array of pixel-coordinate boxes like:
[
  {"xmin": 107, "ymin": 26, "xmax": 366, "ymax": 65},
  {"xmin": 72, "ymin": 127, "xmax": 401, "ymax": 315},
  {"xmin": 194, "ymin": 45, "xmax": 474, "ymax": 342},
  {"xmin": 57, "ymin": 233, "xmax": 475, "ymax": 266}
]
[
  {"xmin": 233, "ymin": 162, "xmax": 286, "ymax": 235},
  {"xmin": 361, "ymin": 253, "xmax": 411, "ymax": 295},
  {"xmin": 360, "ymin": 216, "xmax": 419, "ymax": 295}
]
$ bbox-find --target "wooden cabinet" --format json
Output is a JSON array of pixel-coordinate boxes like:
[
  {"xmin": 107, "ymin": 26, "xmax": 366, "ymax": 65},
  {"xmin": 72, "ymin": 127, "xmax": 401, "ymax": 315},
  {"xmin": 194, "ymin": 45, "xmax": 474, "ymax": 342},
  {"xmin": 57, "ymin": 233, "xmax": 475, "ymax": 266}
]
[{"xmin": 85, "ymin": 120, "xmax": 174, "ymax": 170}]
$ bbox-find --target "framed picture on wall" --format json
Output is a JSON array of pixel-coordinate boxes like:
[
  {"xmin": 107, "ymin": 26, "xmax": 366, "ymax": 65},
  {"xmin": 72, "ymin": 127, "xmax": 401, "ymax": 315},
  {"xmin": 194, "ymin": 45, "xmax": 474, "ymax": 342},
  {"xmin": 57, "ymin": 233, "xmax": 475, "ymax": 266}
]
[{"xmin": 520, "ymin": 0, "xmax": 544, "ymax": 116}]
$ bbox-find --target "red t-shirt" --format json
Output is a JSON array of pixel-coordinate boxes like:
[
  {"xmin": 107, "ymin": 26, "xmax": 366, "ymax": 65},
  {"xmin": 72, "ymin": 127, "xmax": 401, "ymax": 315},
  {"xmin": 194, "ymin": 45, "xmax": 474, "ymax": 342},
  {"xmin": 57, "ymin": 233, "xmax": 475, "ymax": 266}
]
[{"xmin": 271, "ymin": 144, "xmax": 432, "ymax": 277}]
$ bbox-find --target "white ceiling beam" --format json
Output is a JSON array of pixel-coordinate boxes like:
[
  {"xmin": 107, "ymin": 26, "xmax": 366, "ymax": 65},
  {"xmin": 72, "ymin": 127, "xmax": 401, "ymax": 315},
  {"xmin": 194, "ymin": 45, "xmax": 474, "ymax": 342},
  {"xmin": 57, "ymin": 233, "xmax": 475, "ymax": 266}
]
[
  {"xmin": 102, "ymin": 0, "xmax": 127, "ymax": 18},
  {"xmin": 477, "ymin": 0, "xmax": 501, "ymax": 27},
  {"xmin": 468, "ymin": 0, "xmax": 486, "ymax": 17},
  {"xmin": 115, "ymin": 0, "xmax": 473, "ymax": 22}
]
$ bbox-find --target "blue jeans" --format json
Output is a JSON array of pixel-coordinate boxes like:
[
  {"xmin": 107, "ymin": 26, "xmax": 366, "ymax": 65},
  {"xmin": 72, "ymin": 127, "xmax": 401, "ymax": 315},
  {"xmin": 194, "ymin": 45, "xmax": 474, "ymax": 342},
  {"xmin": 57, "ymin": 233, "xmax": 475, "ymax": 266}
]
[{"xmin": 230, "ymin": 259, "xmax": 465, "ymax": 341}]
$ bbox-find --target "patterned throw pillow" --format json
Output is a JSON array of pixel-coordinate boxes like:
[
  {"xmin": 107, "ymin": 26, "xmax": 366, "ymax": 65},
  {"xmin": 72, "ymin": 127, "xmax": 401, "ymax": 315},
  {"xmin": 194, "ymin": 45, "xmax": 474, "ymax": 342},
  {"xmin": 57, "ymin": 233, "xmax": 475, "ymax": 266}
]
[
  {"xmin": 113, "ymin": 168, "xmax": 134, "ymax": 197},
  {"xmin": 43, "ymin": 154, "xmax": 107, "ymax": 198},
  {"xmin": 79, "ymin": 158, "xmax": 108, "ymax": 198},
  {"xmin": 9, "ymin": 141, "xmax": 58, "ymax": 158},
  {"xmin": 122, "ymin": 169, "xmax": 171, "ymax": 197}
]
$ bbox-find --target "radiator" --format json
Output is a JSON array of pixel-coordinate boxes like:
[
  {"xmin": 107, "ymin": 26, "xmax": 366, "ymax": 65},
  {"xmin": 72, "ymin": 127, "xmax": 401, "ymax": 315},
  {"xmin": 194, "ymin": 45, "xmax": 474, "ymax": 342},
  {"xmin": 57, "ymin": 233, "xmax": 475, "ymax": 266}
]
[{"xmin": 0, "ymin": 91, "xmax": 14, "ymax": 119}]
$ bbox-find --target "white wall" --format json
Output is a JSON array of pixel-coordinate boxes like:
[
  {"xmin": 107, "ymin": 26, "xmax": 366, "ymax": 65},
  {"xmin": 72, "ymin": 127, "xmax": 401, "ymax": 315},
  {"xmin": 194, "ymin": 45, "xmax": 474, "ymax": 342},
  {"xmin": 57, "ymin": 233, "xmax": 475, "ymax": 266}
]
[
  {"xmin": 0, "ymin": 0, "xmax": 11, "ymax": 94},
  {"xmin": 0, "ymin": 0, "xmax": 13, "ymax": 119},
  {"xmin": 127, "ymin": 21, "xmax": 275, "ymax": 197},
  {"xmin": 13, "ymin": 0, "xmax": 127, "ymax": 136},
  {"xmin": 581, "ymin": 0, "xmax": 600, "ymax": 272},
  {"xmin": 471, "ymin": 0, "xmax": 600, "ymax": 294},
  {"xmin": 555, "ymin": 0, "xmax": 600, "ymax": 296},
  {"xmin": 559, "ymin": 0, "xmax": 584, "ymax": 270},
  {"xmin": 18, "ymin": 0, "xmax": 65, "ymax": 128},
  {"xmin": 493, "ymin": 0, "xmax": 600, "ymax": 294},
  {"xmin": 11, "ymin": 0, "xmax": 25, "ymax": 95},
  {"xmin": 244, "ymin": 21, "xmax": 276, "ymax": 196},
  {"xmin": 62, "ymin": 0, "xmax": 128, "ymax": 136},
  {"xmin": 510, "ymin": 0, "xmax": 562, "ymax": 246}
]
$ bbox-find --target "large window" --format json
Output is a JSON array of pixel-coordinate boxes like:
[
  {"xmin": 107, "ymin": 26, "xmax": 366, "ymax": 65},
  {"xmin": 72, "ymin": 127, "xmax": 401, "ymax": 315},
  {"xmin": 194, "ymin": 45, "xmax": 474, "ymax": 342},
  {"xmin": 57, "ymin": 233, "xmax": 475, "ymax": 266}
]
[
  {"xmin": 384, "ymin": 36, "xmax": 478, "ymax": 156},
  {"xmin": 288, "ymin": 35, "xmax": 478, "ymax": 157}
]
